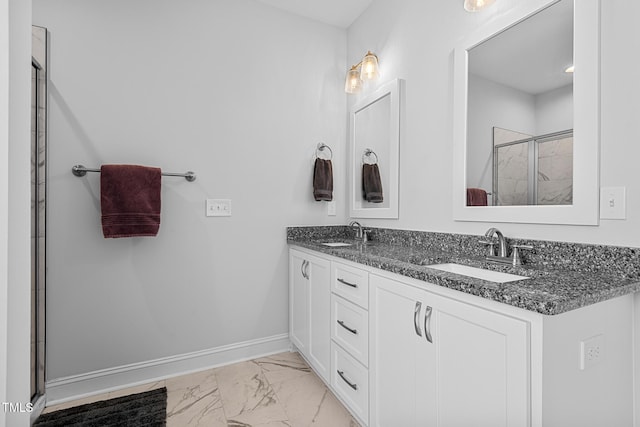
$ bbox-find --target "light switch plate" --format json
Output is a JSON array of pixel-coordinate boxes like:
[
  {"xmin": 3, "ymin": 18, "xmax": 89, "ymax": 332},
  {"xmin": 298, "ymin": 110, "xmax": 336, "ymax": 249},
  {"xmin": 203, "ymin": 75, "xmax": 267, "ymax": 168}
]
[
  {"xmin": 206, "ymin": 199, "xmax": 232, "ymax": 217},
  {"xmin": 599, "ymin": 187, "xmax": 626, "ymax": 220}
]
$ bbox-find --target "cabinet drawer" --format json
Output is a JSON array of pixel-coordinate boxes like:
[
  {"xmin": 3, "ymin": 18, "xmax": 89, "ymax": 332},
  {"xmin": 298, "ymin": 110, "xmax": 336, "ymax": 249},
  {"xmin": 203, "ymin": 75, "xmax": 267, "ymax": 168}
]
[
  {"xmin": 331, "ymin": 262, "xmax": 369, "ymax": 309},
  {"xmin": 331, "ymin": 342, "xmax": 369, "ymax": 425},
  {"xmin": 331, "ymin": 294, "xmax": 369, "ymax": 366}
]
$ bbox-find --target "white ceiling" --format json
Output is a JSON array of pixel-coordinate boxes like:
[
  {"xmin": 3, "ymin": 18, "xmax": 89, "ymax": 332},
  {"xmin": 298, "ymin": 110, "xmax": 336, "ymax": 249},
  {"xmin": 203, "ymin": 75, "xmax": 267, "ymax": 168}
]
[{"xmin": 253, "ymin": 0, "xmax": 373, "ymax": 28}]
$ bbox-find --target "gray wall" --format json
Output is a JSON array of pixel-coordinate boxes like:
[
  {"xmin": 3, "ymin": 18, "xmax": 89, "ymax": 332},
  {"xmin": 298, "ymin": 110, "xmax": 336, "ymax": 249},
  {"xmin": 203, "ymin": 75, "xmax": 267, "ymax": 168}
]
[{"xmin": 33, "ymin": 0, "xmax": 347, "ymax": 380}]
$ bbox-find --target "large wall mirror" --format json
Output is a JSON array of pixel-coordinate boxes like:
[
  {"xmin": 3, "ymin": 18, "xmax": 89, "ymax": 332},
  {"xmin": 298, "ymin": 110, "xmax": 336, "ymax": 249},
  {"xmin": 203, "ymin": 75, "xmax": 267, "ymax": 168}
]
[
  {"xmin": 452, "ymin": 0, "xmax": 600, "ymax": 225},
  {"xmin": 350, "ymin": 79, "xmax": 402, "ymax": 219}
]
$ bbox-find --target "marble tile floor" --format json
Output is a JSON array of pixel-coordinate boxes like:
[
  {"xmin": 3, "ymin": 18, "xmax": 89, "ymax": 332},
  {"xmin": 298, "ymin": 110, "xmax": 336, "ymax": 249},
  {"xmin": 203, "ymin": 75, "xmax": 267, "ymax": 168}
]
[{"xmin": 43, "ymin": 351, "xmax": 361, "ymax": 426}]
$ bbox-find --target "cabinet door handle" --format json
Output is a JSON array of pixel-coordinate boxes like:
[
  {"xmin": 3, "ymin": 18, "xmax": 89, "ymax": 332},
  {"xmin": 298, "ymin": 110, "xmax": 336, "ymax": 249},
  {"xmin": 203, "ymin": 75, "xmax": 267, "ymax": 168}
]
[
  {"xmin": 337, "ymin": 278, "xmax": 357, "ymax": 288},
  {"xmin": 300, "ymin": 260, "xmax": 307, "ymax": 279},
  {"xmin": 424, "ymin": 306, "xmax": 433, "ymax": 343},
  {"xmin": 303, "ymin": 260, "xmax": 310, "ymax": 279},
  {"xmin": 414, "ymin": 301, "xmax": 423, "ymax": 337},
  {"xmin": 337, "ymin": 370, "xmax": 358, "ymax": 391},
  {"xmin": 337, "ymin": 320, "xmax": 358, "ymax": 335}
]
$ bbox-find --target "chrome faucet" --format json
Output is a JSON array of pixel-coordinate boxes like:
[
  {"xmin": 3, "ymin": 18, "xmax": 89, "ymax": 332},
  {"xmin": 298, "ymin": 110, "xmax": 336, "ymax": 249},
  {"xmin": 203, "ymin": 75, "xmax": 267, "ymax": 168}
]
[
  {"xmin": 349, "ymin": 221, "xmax": 363, "ymax": 240},
  {"xmin": 480, "ymin": 227, "xmax": 533, "ymax": 266},
  {"xmin": 484, "ymin": 227, "xmax": 508, "ymax": 257}
]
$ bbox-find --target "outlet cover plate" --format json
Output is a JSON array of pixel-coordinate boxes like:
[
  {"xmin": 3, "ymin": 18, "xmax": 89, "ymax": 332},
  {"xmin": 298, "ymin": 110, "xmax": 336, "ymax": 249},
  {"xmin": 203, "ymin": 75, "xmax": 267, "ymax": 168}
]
[
  {"xmin": 580, "ymin": 334, "xmax": 604, "ymax": 370},
  {"xmin": 600, "ymin": 187, "xmax": 626, "ymax": 220},
  {"xmin": 206, "ymin": 199, "xmax": 231, "ymax": 217}
]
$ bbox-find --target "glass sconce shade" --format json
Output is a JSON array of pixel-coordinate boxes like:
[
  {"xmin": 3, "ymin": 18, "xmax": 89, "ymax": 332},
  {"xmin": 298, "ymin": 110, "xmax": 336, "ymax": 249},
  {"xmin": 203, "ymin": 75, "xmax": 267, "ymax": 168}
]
[
  {"xmin": 464, "ymin": 0, "xmax": 496, "ymax": 12},
  {"xmin": 361, "ymin": 51, "xmax": 380, "ymax": 80},
  {"xmin": 345, "ymin": 50, "xmax": 380, "ymax": 94},
  {"xmin": 345, "ymin": 67, "xmax": 363, "ymax": 94}
]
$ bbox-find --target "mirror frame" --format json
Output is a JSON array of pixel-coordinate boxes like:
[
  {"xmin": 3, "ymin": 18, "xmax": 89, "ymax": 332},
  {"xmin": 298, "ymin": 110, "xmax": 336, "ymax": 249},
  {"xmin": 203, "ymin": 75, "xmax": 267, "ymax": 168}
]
[
  {"xmin": 452, "ymin": 0, "xmax": 600, "ymax": 225},
  {"xmin": 350, "ymin": 78, "xmax": 402, "ymax": 219}
]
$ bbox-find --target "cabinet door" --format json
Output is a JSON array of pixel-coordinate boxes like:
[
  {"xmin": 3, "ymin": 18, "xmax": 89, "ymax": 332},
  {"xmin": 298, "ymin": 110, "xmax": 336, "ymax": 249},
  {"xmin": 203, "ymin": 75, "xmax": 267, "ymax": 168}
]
[
  {"xmin": 306, "ymin": 254, "xmax": 331, "ymax": 382},
  {"xmin": 289, "ymin": 251, "xmax": 309, "ymax": 355},
  {"xmin": 369, "ymin": 274, "xmax": 437, "ymax": 427},
  {"xmin": 371, "ymin": 273, "xmax": 530, "ymax": 427},
  {"xmin": 435, "ymin": 296, "xmax": 529, "ymax": 427}
]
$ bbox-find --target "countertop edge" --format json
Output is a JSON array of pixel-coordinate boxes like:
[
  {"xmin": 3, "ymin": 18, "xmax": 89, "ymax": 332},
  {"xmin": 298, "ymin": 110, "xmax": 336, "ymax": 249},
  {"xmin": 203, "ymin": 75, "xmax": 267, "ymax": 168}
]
[{"xmin": 287, "ymin": 240, "xmax": 640, "ymax": 316}]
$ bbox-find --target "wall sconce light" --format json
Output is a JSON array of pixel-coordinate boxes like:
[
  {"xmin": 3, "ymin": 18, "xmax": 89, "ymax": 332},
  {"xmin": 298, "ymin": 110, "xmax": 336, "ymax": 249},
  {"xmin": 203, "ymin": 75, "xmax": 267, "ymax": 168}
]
[
  {"xmin": 463, "ymin": 0, "xmax": 496, "ymax": 12},
  {"xmin": 344, "ymin": 51, "xmax": 380, "ymax": 94}
]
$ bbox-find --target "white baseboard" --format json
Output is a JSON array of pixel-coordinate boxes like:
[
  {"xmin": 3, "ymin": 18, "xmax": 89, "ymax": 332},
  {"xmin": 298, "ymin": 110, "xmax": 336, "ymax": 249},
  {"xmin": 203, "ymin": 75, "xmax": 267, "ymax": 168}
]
[{"xmin": 45, "ymin": 333, "xmax": 290, "ymax": 406}]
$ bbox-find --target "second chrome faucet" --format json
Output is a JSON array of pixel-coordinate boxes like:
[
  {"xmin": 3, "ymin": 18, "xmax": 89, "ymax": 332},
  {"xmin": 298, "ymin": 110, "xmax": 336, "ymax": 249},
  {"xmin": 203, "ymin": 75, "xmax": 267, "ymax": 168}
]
[
  {"xmin": 480, "ymin": 227, "xmax": 532, "ymax": 266},
  {"xmin": 349, "ymin": 221, "xmax": 371, "ymax": 244}
]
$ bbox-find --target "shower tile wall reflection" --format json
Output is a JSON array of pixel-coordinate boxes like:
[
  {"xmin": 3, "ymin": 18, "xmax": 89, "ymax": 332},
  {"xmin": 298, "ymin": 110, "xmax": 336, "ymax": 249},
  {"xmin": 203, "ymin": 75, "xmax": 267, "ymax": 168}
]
[
  {"xmin": 494, "ymin": 127, "xmax": 531, "ymax": 206},
  {"xmin": 537, "ymin": 136, "xmax": 573, "ymax": 205},
  {"xmin": 496, "ymin": 143, "xmax": 529, "ymax": 206}
]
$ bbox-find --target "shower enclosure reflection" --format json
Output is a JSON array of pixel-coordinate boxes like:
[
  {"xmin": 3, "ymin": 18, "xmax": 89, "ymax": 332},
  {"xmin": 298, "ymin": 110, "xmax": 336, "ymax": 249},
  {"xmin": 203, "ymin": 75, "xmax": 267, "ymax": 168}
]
[{"xmin": 493, "ymin": 127, "xmax": 573, "ymax": 206}]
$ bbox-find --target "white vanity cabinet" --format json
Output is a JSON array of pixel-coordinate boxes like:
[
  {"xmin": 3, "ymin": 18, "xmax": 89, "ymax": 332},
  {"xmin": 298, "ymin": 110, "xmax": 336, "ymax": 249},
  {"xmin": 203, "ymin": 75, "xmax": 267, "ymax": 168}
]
[
  {"xmin": 369, "ymin": 273, "xmax": 529, "ymax": 427},
  {"xmin": 289, "ymin": 246, "xmax": 635, "ymax": 427},
  {"xmin": 289, "ymin": 249, "xmax": 331, "ymax": 382}
]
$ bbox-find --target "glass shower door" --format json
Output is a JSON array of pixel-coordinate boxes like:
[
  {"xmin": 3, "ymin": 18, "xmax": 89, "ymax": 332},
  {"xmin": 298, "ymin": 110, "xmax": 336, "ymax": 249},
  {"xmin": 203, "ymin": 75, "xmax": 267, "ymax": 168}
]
[{"xmin": 31, "ymin": 25, "xmax": 47, "ymax": 409}]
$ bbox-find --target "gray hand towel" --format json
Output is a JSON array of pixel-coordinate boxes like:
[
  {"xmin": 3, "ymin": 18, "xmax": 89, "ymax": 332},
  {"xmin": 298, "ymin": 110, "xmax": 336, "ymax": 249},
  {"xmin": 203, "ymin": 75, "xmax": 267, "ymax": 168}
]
[
  {"xmin": 362, "ymin": 163, "xmax": 383, "ymax": 203},
  {"xmin": 313, "ymin": 158, "xmax": 333, "ymax": 201}
]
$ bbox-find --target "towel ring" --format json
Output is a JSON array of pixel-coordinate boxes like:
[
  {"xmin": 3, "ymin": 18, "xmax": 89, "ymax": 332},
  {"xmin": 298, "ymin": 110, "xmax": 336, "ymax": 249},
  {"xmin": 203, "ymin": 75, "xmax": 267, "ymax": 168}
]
[
  {"xmin": 362, "ymin": 148, "xmax": 378, "ymax": 165},
  {"xmin": 316, "ymin": 143, "xmax": 333, "ymax": 160}
]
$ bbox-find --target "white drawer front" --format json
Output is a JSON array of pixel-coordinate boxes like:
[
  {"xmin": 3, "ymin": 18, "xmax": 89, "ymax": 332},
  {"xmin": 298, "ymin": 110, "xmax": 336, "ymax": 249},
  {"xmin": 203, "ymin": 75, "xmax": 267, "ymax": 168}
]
[
  {"xmin": 331, "ymin": 342, "xmax": 369, "ymax": 424},
  {"xmin": 331, "ymin": 294, "xmax": 369, "ymax": 367},
  {"xmin": 332, "ymin": 262, "xmax": 369, "ymax": 309}
]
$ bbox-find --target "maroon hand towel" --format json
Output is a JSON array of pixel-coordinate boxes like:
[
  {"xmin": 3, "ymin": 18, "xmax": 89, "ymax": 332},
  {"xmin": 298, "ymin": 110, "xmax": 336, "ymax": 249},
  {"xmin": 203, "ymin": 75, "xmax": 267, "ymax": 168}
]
[
  {"xmin": 362, "ymin": 163, "xmax": 383, "ymax": 203},
  {"xmin": 466, "ymin": 188, "xmax": 488, "ymax": 206},
  {"xmin": 100, "ymin": 164, "xmax": 161, "ymax": 238},
  {"xmin": 313, "ymin": 158, "xmax": 333, "ymax": 201}
]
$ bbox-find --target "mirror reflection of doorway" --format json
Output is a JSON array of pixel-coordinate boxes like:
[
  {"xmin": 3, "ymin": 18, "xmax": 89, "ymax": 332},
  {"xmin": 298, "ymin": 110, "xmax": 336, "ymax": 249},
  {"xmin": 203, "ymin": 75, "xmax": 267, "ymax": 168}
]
[{"xmin": 31, "ymin": 25, "xmax": 47, "ymax": 414}]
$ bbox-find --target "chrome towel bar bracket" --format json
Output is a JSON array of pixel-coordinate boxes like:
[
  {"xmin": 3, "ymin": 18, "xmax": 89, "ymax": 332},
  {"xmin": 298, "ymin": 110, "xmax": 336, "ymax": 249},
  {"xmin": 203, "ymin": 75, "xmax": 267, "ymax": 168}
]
[{"xmin": 71, "ymin": 164, "xmax": 196, "ymax": 182}]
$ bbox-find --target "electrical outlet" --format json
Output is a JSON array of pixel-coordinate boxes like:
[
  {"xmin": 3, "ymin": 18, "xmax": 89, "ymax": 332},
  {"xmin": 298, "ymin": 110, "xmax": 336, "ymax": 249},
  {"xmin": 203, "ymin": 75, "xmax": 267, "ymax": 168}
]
[
  {"xmin": 600, "ymin": 187, "xmax": 626, "ymax": 219},
  {"xmin": 327, "ymin": 201, "xmax": 336, "ymax": 216},
  {"xmin": 580, "ymin": 334, "xmax": 604, "ymax": 370},
  {"xmin": 206, "ymin": 199, "xmax": 231, "ymax": 217}
]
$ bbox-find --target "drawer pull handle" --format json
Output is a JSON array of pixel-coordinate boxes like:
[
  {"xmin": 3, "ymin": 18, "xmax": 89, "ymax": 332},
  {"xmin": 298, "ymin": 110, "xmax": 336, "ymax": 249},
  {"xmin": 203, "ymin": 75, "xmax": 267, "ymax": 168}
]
[
  {"xmin": 337, "ymin": 278, "xmax": 358, "ymax": 288},
  {"xmin": 337, "ymin": 370, "xmax": 358, "ymax": 391},
  {"xmin": 424, "ymin": 305, "xmax": 433, "ymax": 343},
  {"xmin": 414, "ymin": 301, "xmax": 422, "ymax": 337},
  {"xmin": 337, "ymin": 320, "xmax": 358, "ymax": 335}
]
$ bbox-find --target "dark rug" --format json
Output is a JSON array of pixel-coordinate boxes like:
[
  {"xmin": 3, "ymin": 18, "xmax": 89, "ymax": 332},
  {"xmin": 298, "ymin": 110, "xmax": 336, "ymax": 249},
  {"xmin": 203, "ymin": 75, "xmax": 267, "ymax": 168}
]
[{"xmin": 33, "ymin": 387, "xmax": 167, "ymax": 427}]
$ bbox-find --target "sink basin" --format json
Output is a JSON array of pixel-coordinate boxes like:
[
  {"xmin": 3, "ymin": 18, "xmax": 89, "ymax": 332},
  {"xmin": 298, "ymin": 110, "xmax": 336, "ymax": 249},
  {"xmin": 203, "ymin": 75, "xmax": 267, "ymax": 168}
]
[
  {"xmin": 426, "ymin": 263, "xmax": 529, "ymax": 284},
  {"xmin": 321, "ymin": 242, "xmax": 353, "ymax": 248}
]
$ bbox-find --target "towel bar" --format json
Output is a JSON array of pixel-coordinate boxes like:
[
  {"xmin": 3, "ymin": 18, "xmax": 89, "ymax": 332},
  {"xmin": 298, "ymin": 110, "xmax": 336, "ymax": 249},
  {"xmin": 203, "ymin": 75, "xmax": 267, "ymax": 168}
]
[{"xmin": 71, "ymin": 165, "xmax": 196, "ymax": 182}]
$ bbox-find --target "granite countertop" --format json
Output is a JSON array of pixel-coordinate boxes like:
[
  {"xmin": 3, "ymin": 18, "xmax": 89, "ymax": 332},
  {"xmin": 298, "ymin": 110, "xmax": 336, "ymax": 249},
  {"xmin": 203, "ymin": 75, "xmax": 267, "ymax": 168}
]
[{"xmin": 288, "ymin": 237, "xmax": 640, "ymax": 316}]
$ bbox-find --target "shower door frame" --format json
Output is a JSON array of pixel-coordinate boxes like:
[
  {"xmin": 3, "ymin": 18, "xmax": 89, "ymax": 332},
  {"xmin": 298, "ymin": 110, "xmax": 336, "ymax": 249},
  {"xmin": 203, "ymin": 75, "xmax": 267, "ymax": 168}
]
[{"xmin": 31, "ymin": 25, "xmax": 48, "ymax": 418}]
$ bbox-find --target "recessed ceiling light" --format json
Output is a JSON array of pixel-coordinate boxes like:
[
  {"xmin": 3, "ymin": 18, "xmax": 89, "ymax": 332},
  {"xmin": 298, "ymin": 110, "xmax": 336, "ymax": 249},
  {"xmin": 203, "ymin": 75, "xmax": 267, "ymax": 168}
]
[{"xmin": 565, "ymin": 65, "xmax": 574, "ymax": 73}]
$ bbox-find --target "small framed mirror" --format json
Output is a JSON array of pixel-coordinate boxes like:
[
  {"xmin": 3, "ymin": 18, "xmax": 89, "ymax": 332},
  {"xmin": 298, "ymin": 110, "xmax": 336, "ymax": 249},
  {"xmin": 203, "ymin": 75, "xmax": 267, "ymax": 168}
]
[
  {"xmin": 452, "ymin": 0, "xmax": 600, "ymax": 225},
  {"xmin": 350, "ymin": 79, "xmax": 402, "ymax": 219}
]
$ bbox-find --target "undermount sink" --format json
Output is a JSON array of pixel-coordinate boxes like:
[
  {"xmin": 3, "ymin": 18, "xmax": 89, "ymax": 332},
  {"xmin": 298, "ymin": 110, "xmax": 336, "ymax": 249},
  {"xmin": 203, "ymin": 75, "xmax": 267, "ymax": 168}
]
[
  {"xmin": 426, "ymin": 263, "xmax": 529, "ymax": 284},
  {"xmin": 321, "ymin": 242, "xmax": 353, "ymax": 248}
]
